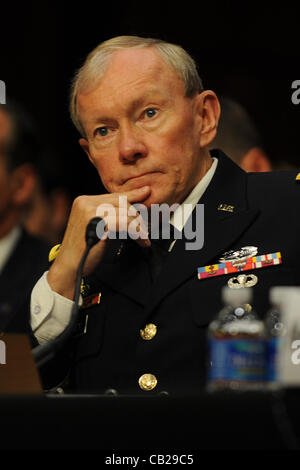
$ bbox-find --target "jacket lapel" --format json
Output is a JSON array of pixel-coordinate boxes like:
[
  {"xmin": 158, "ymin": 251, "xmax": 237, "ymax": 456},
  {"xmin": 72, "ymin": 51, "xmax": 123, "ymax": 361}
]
[
  {"xmin": 142, "ymin": 207, "xmax": 259, "ymax": 316},
  {"xmin": 139, "ymin": 150, "xmax": 260, "ymax": 316},
  {"xmin": 89, "ymin": 238, "xmax": 152, "ymax": 307}
]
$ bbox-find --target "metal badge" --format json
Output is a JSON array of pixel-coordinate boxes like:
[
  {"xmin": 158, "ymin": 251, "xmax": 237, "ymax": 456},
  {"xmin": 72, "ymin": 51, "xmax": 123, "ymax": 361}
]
[
  {"xmin": 48, "ymin": 244, "xmax": 61, "ymax": 263},
  {"xmin": 198, "ymin": 251, "xmax": 281, "ymax": 281},
  {"xmin": 219, "ymin": 246, "xmax": 258, "ymax": 264},
  {"xmin": 218, "ymin": 203, "xmax": 234, "ymax": 212},
  {"xmin": 228, "ymin": 274, "xmax": 258, "ymax": 289},
  {"xmin": 117, "ymin": 242, "xmax": 124, "ymax": 256}
]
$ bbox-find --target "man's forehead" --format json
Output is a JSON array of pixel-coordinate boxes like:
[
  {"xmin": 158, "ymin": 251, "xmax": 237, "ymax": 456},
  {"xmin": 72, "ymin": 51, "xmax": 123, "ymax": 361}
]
[
  {"xmin": 77, "ymin": 48, "xmax": 185, "ymax": 127},
  {"xmin": 85, "ymin": 47, "xmax": 182, "ymax": 97},
  {"xmin": 104, "ymin": 47, "xmax": 173, "ymax": 77},
  {"xmin": 80, "ymin": 85, "xmax": 170, "ymax": 115}
]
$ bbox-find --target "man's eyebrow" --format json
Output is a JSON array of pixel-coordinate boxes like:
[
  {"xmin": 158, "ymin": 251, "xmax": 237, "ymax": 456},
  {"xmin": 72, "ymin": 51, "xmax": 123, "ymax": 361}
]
[
  {"xmin": 129, "ymin": 90, "xmax": 168, "ymax": 110},
  {"xmin": 129, "ymin": 93, "xmax": 160, "ymax": 110},
  {"xmin": 89, "ymin": 91, "xmax": 168, "ymax": 125},
  {"xmin": 89, "ymin": 116, "xmax": 114, "ymax": 125}
]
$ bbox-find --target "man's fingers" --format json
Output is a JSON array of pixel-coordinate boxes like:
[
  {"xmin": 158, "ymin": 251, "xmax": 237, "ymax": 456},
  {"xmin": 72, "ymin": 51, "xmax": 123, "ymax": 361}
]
[
  {"xmin": 88, "ymin": 186, "xmax": 151, "ymax": 209},
  {"xmin": 95, "ymin": 209, "xmax": 150, "ymax": 248},
  {"xmin": 102, "ymin": 213, "xmax": 150, "ymax": 241},
  {"xmin": 73, "ymin": 187, "xmax": 151, "ymax": 247},
  {"xmin": 125, "ymin": 186, "xmax": 151, "ymax": 203}
]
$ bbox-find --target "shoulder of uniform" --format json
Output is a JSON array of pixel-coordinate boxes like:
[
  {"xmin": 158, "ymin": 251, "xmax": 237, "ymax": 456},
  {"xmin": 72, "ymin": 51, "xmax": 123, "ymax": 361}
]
[{"xmin": 248, "ymin": 169, "xmax": 300, "ymax": 185}]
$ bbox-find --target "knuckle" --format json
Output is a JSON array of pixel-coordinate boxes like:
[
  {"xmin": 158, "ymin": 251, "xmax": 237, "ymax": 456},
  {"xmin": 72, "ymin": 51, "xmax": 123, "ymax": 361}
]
[{"xmin": 73, "ymin": 195, "xmax": 89, "ymax": 210}]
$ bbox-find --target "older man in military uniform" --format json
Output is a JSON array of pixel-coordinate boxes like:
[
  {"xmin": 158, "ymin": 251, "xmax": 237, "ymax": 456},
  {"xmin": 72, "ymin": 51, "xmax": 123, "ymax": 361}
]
[{"xmin": 30, "ymin": 36, "xmax": 300, "ymax": 395}]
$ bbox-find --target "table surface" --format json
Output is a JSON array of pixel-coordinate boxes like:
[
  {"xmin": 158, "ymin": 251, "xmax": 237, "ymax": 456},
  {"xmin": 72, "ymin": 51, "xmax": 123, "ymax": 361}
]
[{"xmin": 0, "ymin": 389, "xmax": 299, "ymax": 450}]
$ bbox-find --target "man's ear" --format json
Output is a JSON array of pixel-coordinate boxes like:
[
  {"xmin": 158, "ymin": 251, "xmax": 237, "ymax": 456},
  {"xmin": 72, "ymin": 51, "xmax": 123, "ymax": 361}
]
[
  {"xmin": 79, "ymin": 138, "xmax": 95, "ymax": 167},
  {"xmin": 195, "ymin": 91, "xmax": 221, "ymax": 148}
]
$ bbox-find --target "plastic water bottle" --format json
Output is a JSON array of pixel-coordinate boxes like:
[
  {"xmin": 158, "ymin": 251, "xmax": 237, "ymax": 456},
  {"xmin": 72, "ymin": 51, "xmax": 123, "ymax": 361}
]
[
  {"xmin": 207, "ymin": 286, "xmax": 266, "ymax": 391},
  {"xmin": 265, "ymin": 287, "xmax": 288, "ymax": 389},
  {"xmin": 273, "ymin": 287, "xmax": 300, "ymax": 387}
]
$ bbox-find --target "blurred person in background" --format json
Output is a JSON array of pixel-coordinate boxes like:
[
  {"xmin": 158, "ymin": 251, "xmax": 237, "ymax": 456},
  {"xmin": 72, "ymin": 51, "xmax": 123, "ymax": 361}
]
[
  {"xmin": 0, "ymin": 102, "xmax": 50, "ymax": 333},
  {"xmin": 209, "ymin": 96, "xmax": 272, "ymax": 172},
  {"xmin": 24, "ymin": 148, "xmax": 72, "ymax": 245}
]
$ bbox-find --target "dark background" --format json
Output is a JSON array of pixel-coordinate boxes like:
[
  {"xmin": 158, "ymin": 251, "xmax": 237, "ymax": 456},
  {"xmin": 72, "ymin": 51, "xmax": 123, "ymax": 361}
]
[{"xmin": 0, "ymin": 0, "xmax": 299, "ymax": 197}]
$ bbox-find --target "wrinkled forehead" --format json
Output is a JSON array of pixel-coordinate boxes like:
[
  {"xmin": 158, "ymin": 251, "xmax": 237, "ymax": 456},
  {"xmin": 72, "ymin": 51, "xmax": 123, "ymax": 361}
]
[
  {"xmin": 77, "ymin": 48, "xmax": 185, "ymax": 120},
  {"xmin": 79, "ymin": 47, "xmax": 178, "ymax": 99},
  {"xmin": 102, "ymin": 47, "xmax": 175, "ymax": 79}
]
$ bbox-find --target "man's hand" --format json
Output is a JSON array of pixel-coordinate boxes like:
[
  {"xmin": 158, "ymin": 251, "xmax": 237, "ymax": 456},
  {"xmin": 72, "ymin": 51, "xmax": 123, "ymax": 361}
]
[{"xmin": 47, "ymin": 186, "xmax": 151, "ymax": 300}]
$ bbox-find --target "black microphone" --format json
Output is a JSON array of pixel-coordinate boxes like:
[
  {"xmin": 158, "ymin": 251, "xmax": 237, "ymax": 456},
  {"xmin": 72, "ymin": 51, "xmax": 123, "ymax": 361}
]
[
  {"xmin": 32, "ymin": 217, "xmax": 104, "ymax": 368},
  {"xmin": 86, "ymin": 216, "xmax": 106, "ymax": 247}
]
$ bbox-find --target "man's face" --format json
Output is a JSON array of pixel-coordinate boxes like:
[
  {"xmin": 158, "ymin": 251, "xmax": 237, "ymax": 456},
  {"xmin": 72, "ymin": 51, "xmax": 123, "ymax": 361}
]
[{"xmin": 78, "ymin": 47, "xmax": 210, "ymax": 207}]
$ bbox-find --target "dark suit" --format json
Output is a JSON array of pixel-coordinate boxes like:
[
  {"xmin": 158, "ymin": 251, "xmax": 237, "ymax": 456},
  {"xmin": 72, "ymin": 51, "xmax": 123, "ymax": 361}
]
[
  {"xmin": 0, "ymin": 228, "xmax": 50, "ymax": 333},
  {"xmin": 45, "ymin": 149, "xmax": 300, "ymax": 395}
]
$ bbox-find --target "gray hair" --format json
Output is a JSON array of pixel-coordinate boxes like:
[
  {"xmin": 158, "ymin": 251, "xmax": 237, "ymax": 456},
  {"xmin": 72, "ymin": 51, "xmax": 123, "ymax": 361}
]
[{"xmin": 69, "ymin": 35, "xmax": 204, "ymax": 137}]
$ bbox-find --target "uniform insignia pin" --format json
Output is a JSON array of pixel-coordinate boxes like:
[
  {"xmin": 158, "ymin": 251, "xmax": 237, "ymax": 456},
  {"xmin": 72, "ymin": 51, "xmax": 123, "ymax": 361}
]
[
  {"xmin": 218, "ymin": 204, "xmax": 234, "ymax": 212},
  {"xmin": 117, "ymin": 242, "xmax": 124, "ymax": 256},
  {"xmin": 81, "ymin": 292, "xmax": 102, "ymax": 309},
  {"xmin": 80, "ymin": 279, "xmax": 90, "ymax": 296},
  {"xmin": 197, "ymin": 251, "xmax": 281, "ymax": 280},
  {"xmin": 48, "ymin": 244, "xmax": 61, "ymax": 262},
  {"xmin": 218, "ymin": 246, "xmax": 258, "ymax": 264},
  {"xmin": 228, "ymin": 273, "xmax": 258, "ymax": 289}
]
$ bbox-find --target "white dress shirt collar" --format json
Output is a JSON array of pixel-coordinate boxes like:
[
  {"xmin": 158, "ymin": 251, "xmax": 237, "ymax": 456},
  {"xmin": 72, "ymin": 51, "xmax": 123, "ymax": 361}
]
[{"xmin": 170, "ymin": 157, "xmax": 218, "ymax": 231}]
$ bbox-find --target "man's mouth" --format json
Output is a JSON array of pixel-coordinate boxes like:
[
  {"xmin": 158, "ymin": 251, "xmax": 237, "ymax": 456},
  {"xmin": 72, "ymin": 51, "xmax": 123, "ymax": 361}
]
[{"xmin": 124, "ymin": 171, "xmax": 159, "ymax": 184}]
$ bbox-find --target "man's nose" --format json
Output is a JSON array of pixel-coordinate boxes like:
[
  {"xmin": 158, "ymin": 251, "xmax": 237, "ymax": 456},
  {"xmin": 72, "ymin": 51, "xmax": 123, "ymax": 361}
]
[{"xmin": 118, "ymin": 124, "xmax": 148, "ymax": 163}]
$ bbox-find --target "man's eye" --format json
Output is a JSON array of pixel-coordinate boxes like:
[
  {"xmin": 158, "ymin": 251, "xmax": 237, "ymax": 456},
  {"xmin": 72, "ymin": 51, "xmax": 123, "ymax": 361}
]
[
  {"xmin": 144, "ymin": 108, "xmax": 157, "ymax": 119},
  {"xmin": 97, "ymin": 127, "xmax": 109, "ymax": 137}
]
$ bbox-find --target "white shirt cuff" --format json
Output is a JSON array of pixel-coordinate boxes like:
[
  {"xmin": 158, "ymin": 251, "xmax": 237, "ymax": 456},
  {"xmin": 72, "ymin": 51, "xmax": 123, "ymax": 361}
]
[{"xmin": 30, "ymin": 271, "xmax": 82, "ymax": 344}]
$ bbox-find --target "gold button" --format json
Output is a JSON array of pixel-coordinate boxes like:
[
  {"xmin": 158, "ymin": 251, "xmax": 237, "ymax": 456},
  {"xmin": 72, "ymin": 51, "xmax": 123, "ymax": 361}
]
[
  {"xmin": 140, "ymin": 323, "xmax": 157, "ymax": 340},
  {"xmin": 244, "ymin": 303, "xmax": 252, "ymax": 313},
  {"xmin": 138, "ymin": 373, "xmax": 158, "ymax": 391}
]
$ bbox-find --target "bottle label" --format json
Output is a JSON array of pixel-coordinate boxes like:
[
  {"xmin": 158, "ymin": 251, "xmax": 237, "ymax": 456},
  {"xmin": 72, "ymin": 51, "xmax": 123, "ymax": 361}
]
[
  {"xmin": 266, "ymin": 337, "xmax": 279, "ymax": 381},
  {"xmin": 208, "ymin": 338, "xmax": 266, "ymax": 381}
]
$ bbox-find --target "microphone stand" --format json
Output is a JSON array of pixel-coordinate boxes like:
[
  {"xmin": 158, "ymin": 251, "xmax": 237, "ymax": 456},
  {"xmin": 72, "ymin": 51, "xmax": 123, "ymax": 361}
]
[{"xmin": 32, "ymin": 217, "xmax": 103, "ymax": 368}]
